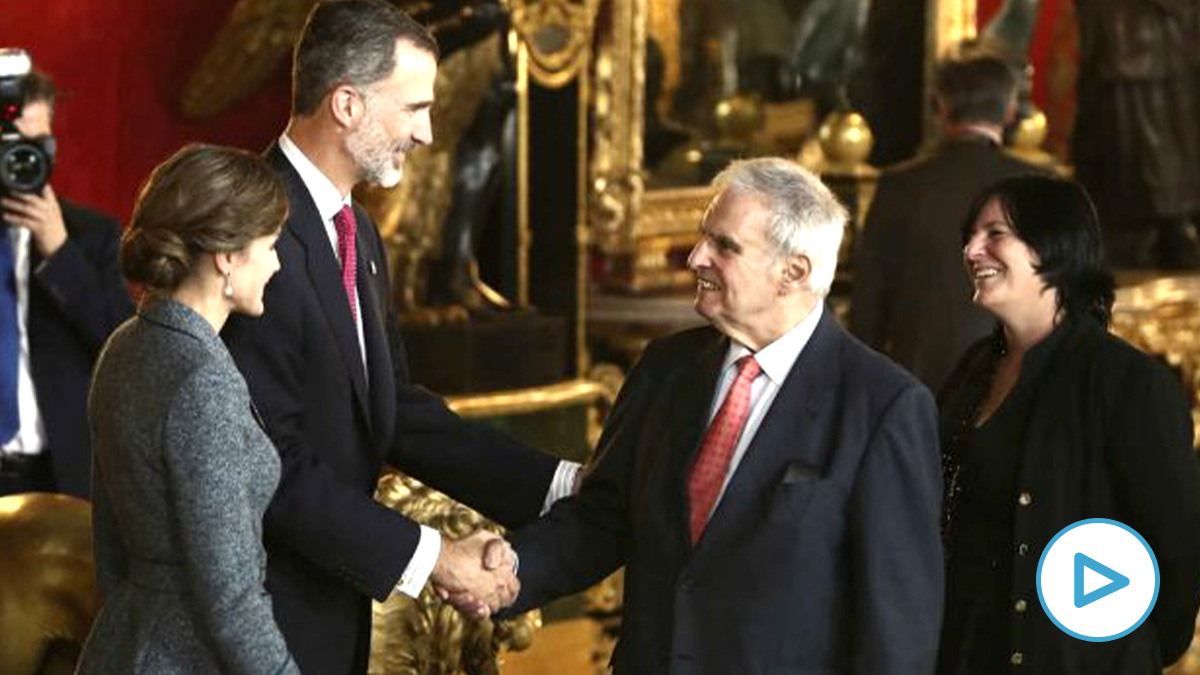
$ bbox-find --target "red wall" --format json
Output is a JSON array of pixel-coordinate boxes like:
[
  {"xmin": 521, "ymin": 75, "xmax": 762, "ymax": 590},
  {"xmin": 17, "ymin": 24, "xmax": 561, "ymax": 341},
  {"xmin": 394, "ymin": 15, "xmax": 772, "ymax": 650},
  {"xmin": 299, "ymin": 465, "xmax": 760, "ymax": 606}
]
[{"xmin": 1, "ymin": 0, "xmax": 292, "ymax": 223}]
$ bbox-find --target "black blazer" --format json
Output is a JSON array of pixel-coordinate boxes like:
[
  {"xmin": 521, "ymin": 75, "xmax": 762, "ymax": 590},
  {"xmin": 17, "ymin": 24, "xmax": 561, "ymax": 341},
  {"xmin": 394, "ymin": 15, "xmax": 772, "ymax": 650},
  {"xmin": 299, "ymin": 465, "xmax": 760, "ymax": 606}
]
[
  {"xmin": 25, "ymin": 200, "xmax": 133, "ymax": 498},
  {"xmin": 221, "ymin": 145, "xmax": 558, "ymax": 675},
  {"xmin": 938, "ymin": 319, "xmax": 1200, "ymax": 674},
  {"xmin": 850, "ymin": 135, "xmax": 1041, "ymax": 392},
  {"xmin": 508, "ymin": 309, "xmax": 944, "ymax": 675}
]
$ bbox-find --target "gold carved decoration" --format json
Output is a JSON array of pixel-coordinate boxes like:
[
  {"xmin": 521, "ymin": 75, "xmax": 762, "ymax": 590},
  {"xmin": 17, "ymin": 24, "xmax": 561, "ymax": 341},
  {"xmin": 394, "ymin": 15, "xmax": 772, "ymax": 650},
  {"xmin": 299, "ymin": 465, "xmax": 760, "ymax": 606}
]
[
  {"xmin": 370, "ymin": 474, "xmax": 541, "ymax": 675},
  {"xmin": 1110, "ymin": 275, "xmax": 1200, "ymax": 446},
  {"xmin": 589, "ymin": 0, "xmax": 966, "ymax": 293},
  {"xmin": 589, "ymin": 0, "xmax": 645, "ymax": 254},
  {"xmin": 0, "ymin": 494, "xmax": 98, "ymax": 675},
  {"xmin": 506, "ymin": 0, "xmax": 603, "ymax": 88},
  {"xmin": 180, "ymin": 0, "xmax": 315, "ymax": 119}
]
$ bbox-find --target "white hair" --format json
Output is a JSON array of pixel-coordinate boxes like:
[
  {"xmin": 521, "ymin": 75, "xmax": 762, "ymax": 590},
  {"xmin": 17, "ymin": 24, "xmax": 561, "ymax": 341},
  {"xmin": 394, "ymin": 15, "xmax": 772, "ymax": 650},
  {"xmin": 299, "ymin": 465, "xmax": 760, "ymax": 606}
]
[{"xmin": 711, "ymin": 157, "xmax": 848, "ymax": 298}]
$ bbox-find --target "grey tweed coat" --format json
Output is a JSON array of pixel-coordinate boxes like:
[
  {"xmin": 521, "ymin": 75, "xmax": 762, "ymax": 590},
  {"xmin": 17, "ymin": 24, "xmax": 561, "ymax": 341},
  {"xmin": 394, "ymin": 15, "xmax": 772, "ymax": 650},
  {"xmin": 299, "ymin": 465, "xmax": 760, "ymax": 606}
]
[{"xmin": 77, "ymin": 298, "xmax": 299, "ymax": 675}]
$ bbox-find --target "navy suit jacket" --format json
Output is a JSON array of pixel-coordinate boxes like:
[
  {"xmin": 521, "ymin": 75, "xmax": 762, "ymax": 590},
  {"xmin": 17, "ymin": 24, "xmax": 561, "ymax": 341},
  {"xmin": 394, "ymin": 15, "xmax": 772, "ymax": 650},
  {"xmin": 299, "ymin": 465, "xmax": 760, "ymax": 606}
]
[
  {"xmin": 222, "ymin": 145, "xmax": 558, "ymax": 675},
  {"xmin": 508, "ymin": 309, "xmax": 944, "ymax": 675},
  {"xmin": 24, "ymin": 200, "xmax": 133, "ymax": 498}
]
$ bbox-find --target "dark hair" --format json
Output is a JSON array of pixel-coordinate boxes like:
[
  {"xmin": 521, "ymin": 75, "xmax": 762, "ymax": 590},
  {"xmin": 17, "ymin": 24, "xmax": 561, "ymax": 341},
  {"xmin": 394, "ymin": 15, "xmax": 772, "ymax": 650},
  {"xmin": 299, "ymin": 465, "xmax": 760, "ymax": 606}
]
[
  {"xmin": 23, "ymin": 69, "xmax": 55, "ymax": 112},
  {"xmin": 291, "ymin": 0, "xmax": 438, "ymax": 116},
  {"xmin": 934, "ymin": 48, "xmax": 1017, "ymax": 125},
  {"xmin": 121, "ymin": 144, "xmax": 288, "ymax": 291},
  {"xmin": 961, "ymin": 174, "xmax": 1115, "ymax": 325}
]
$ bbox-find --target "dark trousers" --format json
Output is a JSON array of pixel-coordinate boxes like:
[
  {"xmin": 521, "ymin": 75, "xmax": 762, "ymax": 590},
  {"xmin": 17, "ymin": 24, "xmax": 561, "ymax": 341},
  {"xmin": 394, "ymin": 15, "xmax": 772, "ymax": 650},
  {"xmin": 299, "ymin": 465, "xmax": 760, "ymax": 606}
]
[{"xmin": 0, "ymin": 451, "xmax": 55, "ymax": 496}]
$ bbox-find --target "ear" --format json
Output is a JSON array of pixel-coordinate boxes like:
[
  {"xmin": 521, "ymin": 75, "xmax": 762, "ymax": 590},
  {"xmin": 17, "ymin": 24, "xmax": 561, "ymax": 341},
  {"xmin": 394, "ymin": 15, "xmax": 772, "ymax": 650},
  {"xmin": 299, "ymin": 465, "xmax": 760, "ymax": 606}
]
[
  {"xmin": 328, "ymin": 84, "xmax": 365, "ymax": 130},
  {"xmin": 1003, "ymin": 94, "xmax": 1018, "ymax": 126},
  {"xmin": 780, "ymin": 254, "xmax": 811, "ymax": 293},
  {"xmin": 212, "ymin": 250, "xmax": 237, "ymax": 277}
]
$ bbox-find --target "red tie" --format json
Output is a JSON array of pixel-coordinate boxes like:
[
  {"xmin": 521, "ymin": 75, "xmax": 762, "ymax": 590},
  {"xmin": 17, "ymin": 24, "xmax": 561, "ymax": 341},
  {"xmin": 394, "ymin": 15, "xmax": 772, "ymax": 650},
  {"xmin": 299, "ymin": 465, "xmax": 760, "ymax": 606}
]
[
  {"xmin": 687, "ymin": 355, "xmax": 761, "ymax": 543},
  {"xmin": 333, "ymin": 205, "xmax": 358, "ymax": 324}
]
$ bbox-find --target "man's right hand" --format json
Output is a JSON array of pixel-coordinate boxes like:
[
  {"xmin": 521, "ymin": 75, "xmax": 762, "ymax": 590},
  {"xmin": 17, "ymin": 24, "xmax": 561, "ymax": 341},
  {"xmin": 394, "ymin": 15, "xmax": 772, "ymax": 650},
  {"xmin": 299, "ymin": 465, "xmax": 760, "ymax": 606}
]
[{"xmin": 430, "ymin": 530, "xmax": 519, "ymax": 619}]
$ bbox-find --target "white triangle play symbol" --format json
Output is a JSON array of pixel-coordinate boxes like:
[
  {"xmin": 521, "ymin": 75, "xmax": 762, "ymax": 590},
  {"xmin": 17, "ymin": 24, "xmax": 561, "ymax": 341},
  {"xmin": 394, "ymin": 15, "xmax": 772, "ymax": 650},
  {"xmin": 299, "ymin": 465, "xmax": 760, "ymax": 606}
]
[{"xmin": 1084, "ymin": 566, "xmax": 1108, "ymax": 595}]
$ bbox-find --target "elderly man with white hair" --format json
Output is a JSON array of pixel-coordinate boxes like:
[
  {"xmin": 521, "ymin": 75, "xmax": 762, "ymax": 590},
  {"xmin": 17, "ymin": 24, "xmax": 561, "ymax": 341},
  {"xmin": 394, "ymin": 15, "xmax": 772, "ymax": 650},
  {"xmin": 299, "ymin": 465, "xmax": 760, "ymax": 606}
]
[{"xmin": 493, "ymin": 157, "xmax": 945, "ymax": 675}]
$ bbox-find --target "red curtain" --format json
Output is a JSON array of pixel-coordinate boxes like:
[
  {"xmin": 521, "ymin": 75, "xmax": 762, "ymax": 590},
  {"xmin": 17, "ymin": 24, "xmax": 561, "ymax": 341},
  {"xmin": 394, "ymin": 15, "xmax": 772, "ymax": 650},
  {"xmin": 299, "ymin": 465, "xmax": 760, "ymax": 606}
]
[{"xmin": 0, "ymin": 0, "xmax": 291, "ymax": 223}]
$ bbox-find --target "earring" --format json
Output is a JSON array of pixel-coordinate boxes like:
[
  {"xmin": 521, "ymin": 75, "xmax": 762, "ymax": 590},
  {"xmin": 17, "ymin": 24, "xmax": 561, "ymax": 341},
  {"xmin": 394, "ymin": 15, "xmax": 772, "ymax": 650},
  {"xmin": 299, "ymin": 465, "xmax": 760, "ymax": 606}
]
[{"xmin": 223, "ymin": 271, "xmax": 234, "ymax": 299}]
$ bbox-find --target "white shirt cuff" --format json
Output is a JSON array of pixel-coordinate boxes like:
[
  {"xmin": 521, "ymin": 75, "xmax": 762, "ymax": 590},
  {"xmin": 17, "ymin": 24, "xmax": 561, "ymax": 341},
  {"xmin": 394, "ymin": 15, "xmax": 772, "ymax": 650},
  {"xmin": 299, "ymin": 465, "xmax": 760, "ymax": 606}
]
[
  {"xmin": 542, "ymin": 460, "xmax": 583, "ymax": 515},
  {"xmin": 395, "ymin": 525, "xmax": 441, "ymax": 598}
]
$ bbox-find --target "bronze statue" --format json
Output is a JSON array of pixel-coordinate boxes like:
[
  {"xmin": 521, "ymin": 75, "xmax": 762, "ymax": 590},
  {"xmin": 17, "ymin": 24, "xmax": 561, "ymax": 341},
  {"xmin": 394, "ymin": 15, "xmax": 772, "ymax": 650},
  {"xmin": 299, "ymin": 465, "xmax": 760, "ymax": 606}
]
[{"xmin": 1072, "ymin": 0, "xmax": 1200, "ymax": 268}]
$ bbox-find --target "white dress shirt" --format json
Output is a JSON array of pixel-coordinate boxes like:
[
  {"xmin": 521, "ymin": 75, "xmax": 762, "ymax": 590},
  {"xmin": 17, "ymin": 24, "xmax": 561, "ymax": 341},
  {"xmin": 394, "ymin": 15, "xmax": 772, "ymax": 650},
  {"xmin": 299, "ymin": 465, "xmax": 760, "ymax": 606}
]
[
  {"xmin": 700, "ymin": 302, "xmax": 824, "ymax": 519},
  {"xmin": 2, "ymin": 226, "xmax": 46, "ymax": 454},
  {"xmin": 277, "ymin": 135, "xmax": 579, "ymax": 597}
]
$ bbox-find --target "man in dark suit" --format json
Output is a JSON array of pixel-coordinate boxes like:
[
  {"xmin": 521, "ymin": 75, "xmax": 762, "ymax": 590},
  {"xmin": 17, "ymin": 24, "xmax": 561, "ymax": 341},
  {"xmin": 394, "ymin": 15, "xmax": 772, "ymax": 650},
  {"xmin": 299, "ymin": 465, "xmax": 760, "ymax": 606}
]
[
  {"xmin": 220, "ymin": 2, "xmax": 577, "ymax": 673},
  {"xmin": 0, "ymin": 69, "xmax": 134, "ymax": 498},
  {"xmin": 850, "ymin": 48, "xmax": 1039, "ymax": 392},
  {"xmin": 494, "ymin": 158, "xmax": 943, "ymax": 674}
]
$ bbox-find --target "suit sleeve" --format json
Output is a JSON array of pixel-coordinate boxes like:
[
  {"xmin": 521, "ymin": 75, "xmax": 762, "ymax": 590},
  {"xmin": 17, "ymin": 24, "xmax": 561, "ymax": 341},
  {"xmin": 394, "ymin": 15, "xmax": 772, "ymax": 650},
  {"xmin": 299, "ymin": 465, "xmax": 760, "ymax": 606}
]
[
  {"xmin": 32, "ymin": 206, "xmax": 134, "ymax": 350},
  {"xmin": 849, "ymin": 383, "xmax": 943, "ymax": 675},
  {"xmin": 162, "ymin": 363, "xmax": 299, "ymax": 675},
  {"xmin": 375, "ymin": 230, "xmax": 558, "ymax": 529},
  {"xmin": 848, "ymin": 179, "xmax": 899, "ymax": 352},
  {"xmin": 1103, "ymin": 353, "xmax": 1200, "ymax": 665},
  {"xmin": 503, "ymin": 349, "xmax": 662, "ymax": 613},
  {"xmin": 224, "ymin": 253, "xmax": 422, "ymax": 602}
]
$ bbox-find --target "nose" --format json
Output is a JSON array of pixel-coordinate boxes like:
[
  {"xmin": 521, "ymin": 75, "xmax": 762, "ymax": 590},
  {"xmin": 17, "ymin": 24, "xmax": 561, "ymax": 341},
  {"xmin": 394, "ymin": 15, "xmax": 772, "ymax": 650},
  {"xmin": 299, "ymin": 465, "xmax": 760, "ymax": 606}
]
[
  {"xmin": 962, "ymin": 230, "xmax": 985, "ymax": 262},
  {"xmin": 414, "ymin": 109, "xmax": 433, "ymax": 146},
  {"xmin": 270, "ymin": 250, "xmax": 281, "ymax": 276},
  {"xmin": 687, "ymin": 238, "xmax": 710, "ymax": 270}
]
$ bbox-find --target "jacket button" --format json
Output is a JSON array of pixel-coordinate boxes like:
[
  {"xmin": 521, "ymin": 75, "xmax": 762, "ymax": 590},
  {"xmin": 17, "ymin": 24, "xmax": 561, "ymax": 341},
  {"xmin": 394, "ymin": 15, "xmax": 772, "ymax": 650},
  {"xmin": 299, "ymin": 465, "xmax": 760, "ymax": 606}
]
[
  {"xmin": 1014, "ymin": 599, "xmax": 1028, "ymax": 613},
  {"xmin": 1017, "ymin": 543, "xmax": 1030, "ymax": 556},
  {"xmin": 1018, "ymin": 491, "xmax": 1033, "ymax": 507},
  {"xmin": 1010, "ymin": 651, "xmax": 1024, "ymax": 665}
]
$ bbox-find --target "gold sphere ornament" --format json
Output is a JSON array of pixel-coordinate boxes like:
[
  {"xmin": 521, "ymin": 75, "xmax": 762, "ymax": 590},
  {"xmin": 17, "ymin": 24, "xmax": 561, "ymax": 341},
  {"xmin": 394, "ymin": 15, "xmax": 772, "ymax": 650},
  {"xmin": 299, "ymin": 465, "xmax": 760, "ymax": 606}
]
[
  {"xmin": 713, "ymin": 94, "xmax": 765, "ymax": 144},
  {"xmin": 1011, "ymin": 107, "xmax": 1048, "ymax": 156},
  {"xmin": 817, "ymin": 111, "xmax": 875, "ymax": 170}
]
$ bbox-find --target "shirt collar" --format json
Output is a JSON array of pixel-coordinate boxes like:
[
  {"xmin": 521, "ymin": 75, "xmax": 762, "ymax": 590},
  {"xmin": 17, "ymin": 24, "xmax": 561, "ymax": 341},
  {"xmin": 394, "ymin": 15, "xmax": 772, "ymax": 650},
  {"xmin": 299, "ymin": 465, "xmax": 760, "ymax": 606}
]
[
  {"xmin": 278, "ymin": 133, "xmax": 351, "ymax": 223},
  {"xmin": 722, "ymin": 302, "xmax": 824, "ymax": 385}
]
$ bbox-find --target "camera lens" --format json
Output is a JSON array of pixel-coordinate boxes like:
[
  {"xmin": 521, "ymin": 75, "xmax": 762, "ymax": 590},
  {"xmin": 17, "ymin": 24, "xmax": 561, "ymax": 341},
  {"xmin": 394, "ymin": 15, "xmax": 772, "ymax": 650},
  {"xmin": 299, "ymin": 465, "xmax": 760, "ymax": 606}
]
[{"xmin": 0, "ymin": 140, "xmax": 49, "ymax": 193}]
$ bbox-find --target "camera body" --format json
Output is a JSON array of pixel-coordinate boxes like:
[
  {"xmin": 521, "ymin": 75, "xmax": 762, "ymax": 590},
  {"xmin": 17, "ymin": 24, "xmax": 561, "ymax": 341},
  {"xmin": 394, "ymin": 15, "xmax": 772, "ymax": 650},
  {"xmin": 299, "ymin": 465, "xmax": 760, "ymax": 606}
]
[{"xmin": 0, "ymin": 48, "xmax": 54, "ymax": 197}]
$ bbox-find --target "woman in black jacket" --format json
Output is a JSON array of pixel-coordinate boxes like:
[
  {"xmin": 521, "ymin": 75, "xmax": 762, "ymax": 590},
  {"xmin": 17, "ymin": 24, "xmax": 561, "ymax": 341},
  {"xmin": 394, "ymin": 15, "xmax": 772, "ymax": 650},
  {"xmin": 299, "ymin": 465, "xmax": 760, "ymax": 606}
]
[{"xmin": 937, "ymin": 174, "xmax": 1200, "ymax": 674}]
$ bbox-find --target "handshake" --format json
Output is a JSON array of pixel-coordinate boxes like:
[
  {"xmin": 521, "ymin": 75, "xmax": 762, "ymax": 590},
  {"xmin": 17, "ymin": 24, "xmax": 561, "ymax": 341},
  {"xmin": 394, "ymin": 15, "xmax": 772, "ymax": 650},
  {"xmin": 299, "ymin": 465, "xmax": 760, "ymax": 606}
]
[{"xmin": 429, "ymin": 531, "xmax": 519, "ymax": 619}]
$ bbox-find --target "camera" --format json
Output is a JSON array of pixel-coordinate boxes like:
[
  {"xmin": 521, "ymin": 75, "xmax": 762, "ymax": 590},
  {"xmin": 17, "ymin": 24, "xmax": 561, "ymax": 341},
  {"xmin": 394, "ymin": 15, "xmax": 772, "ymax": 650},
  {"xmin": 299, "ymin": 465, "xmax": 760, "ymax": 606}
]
[{"xmin": 0, "ymin": 48, "xmax": 54, "ymax": 196}]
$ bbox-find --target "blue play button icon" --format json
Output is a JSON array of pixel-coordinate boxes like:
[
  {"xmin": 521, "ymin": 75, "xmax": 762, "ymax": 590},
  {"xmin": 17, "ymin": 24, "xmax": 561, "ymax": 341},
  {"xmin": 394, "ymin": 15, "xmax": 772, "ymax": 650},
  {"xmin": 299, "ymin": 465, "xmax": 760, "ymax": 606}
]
[
  {"xmin": 1074, "ymin": 552, "xmax": 1130, "ymax": 608},
  {"xmin": 1038, "ymin": 519, "xmax": 1159, "ymax": 641}
]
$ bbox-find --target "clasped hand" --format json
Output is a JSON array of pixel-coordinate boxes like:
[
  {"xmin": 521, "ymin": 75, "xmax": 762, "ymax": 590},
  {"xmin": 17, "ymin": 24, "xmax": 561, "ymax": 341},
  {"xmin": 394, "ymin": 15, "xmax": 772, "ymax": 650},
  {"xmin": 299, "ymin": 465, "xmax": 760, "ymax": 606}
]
[{"xmin": 430, "ymin": 531, "xmax": 518, "ymax": 619}]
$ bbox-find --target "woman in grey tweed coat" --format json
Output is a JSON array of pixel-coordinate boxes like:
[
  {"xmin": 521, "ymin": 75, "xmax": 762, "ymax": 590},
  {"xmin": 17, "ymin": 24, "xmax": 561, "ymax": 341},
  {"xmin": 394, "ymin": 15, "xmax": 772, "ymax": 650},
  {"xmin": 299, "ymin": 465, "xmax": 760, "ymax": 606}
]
[{"xmin": 77, "ymin": 144, "xmax": 299, "ymax": 675}]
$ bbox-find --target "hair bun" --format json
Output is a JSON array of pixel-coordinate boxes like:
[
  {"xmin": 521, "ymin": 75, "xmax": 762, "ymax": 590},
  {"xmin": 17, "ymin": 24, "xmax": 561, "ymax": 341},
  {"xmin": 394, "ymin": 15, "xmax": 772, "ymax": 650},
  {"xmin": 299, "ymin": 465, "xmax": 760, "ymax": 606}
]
[{"xmin": 120, "ymin": 226, "xmax": 192, "ymax": 291}]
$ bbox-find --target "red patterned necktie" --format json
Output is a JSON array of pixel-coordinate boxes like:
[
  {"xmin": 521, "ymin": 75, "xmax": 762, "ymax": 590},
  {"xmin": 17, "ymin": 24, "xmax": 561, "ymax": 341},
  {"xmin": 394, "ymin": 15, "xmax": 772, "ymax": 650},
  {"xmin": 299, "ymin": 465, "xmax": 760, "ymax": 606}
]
[
  {"xmin": 687, "ymin": 354, "xmax": 761, "ymax": 543},
  {"xmin": 333, "ymin": 205, "xmax": 358, "ymax": 324}
]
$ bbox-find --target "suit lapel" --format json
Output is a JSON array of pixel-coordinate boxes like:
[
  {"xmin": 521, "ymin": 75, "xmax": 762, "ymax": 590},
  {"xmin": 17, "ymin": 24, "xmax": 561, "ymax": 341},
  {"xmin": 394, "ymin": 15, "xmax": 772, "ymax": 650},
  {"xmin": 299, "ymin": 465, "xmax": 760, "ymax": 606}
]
[
  {"xmin": 267, "ymin": 145, "xmax": 372, "ymax": 433},
  {"xmin": 660, "ymin": 331, "xmax": 728, "ymax": 552},
  {"xmin": 691, "ymin": 307, "xmax": 842, "ymax": 555}
]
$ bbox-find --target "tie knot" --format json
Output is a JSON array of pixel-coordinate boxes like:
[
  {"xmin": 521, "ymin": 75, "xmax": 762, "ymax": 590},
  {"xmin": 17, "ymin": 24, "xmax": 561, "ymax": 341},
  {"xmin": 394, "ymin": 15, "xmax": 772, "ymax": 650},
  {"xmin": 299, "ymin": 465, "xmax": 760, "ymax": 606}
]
[
  {"xmin": 334, "ymin": 205, "xmax": 356, "ymax": 238},
  {"xmin": 735, "ymin": 355, "xmax": 761, "ymax": 382}
]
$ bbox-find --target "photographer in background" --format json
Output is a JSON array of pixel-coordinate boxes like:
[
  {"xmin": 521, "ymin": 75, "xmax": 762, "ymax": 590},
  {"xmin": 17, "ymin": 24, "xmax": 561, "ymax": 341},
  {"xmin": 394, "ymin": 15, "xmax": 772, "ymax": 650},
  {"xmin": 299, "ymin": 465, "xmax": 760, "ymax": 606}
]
[{"xmin": 0, "ymin": 65, "xmax": 134, "ymax": 497}]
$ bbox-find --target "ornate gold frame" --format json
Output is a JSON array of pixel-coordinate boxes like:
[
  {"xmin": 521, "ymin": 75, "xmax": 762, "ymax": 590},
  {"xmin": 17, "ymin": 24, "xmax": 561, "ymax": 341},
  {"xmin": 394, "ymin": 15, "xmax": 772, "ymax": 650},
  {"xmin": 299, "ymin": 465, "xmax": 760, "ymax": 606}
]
[{"xmin": 587, "ymin": 0, "xmax": 979, "ymax": 292}]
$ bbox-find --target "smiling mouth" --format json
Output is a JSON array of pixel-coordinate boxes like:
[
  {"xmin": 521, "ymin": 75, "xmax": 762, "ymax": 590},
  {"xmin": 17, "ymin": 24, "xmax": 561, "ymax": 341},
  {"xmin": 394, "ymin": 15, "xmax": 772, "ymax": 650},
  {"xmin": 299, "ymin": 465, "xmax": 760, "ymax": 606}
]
[
  {"xmin": 971, "ymin": 266, "xmax": 1002, "ymax": 282},
  {"xmin": 697, "ymin": 278, "xmax": 719, "ymax": 291}
]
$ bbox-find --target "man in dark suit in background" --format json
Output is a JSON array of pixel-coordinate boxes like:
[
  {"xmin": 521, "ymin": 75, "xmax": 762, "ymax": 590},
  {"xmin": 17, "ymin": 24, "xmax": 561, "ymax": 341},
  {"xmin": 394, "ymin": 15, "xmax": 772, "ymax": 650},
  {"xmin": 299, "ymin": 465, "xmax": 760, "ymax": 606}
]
[
  {"xmin": 494, "ymin": 158, "xmax": 943, "ymax": 674},
  {"xmin": 0, "ymin": 69, "xmax": 134, "ymax": 497},
  {"xmin": 221, "ymin": 2, "xmax": 578, "ymax": 673},
  {"xmin": 850, "ymin": 48, "xmax": 1039, "ymax": 392}
]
